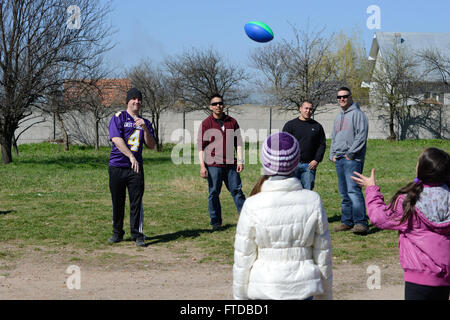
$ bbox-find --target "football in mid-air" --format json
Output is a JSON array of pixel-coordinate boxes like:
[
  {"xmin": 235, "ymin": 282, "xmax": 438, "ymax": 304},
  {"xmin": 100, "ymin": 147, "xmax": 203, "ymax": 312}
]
[{"xmin": 244, "ymin": 21, "xmax": 274, "ymax": 43}]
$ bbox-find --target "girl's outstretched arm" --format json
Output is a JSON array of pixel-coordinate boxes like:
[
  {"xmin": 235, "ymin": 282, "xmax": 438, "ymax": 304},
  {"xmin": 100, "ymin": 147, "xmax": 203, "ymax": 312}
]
[{"xmin": 352, "ymin": 168, "xmax": 408, "ymax": 231}]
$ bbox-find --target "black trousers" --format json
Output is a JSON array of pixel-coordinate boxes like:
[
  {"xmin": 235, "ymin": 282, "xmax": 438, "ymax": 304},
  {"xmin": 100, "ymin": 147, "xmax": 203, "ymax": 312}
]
[
  {"xmin": 405, "ymin": 281, "xmax": 450, "ymax": 300},
  {"xmin": 109, "ymin": 166, "xmax": 145, "ymax": 239}
]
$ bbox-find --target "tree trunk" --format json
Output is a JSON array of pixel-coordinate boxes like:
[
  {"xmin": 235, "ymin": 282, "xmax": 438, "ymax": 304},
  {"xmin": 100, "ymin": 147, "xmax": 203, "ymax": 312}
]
[
  {"xmin": 1, "ymin": 135, "xmax": 13, "ymax": 164},
  {"xmin": 388, "ymin": 104, "xmax": 397, "ymax": 141},
  {"xmin": 55, "ymin": 111, "xmax": 69, "ymax": 151},
  {"xmin": 156, "ymin": 113, "xmax": 161, "ymax": 151},
  {"xmin": 95, "ymin": 119, "xmax": 100, "ymax": 151},
  {"xmin": 0, "ymin": 116, "xmax": 16, "ymax": 163},
  {"xmin": 151, "ymin": 113, "xmax": 161, "ymax": 151}
]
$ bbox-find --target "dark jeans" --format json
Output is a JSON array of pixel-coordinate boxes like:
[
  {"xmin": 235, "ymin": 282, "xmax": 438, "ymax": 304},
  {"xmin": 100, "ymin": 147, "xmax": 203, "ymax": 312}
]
[
  {"xmin": 206, "ymin": 165, "xmax": 246, "ymax": 226},
  {"xmin": 109, "ymin": 166, "xmax": 145, "ymax": 239},
  {"xmin": 335, "ymin": 158, "xmax": 368, "ymax": 227},
  {"xmin": 405, "ymin": 282, "xmax": 450, "ymax": 300}
]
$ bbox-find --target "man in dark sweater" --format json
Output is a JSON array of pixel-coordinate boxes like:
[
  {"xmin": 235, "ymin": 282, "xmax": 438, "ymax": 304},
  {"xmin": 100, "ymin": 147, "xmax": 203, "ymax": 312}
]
[{"xmin": 282, "ymin": 101, "xmax": 326, "ymax": 190}]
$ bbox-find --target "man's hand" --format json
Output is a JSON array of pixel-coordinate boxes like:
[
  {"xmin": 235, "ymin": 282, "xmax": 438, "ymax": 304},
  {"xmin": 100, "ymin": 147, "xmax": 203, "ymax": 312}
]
[
  {"xmin": 332, "ymin": 156, "xmax": 336, "ymax": 163},
  {"xmin": 134, "ymin": 117, "xmax": 156, "ymax": 149},
  {"xmin": 308, "ymin": 160, "xmax": 319, "ymax": 170},
  {"xmin": 236, "ymin": 163, "xmax": 244, "ymax": 173},
  {"xmin": 130, "ymin": 154, "xmax": 139, "ymax": 173},
  {"xmin": 112, "ymin": 137, "xmax": 140, "ymax": 172},
  {"xmin": 200, "ymin": 166, "xmax": 208, "ymax": 179},
  {"xmin": 134, "ymin": 117, "xmax": 146, "ymax": 129}
]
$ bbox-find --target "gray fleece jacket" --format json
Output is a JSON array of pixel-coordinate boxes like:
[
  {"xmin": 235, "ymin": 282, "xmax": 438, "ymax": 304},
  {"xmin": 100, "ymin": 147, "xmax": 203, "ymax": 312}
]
[{"xmin": 329, "ymin": 102, "xmax": 369, "ymax": 162}]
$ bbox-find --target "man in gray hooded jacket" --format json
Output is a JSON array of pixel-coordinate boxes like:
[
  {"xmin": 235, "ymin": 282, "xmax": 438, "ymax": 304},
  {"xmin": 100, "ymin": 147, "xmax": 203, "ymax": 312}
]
[{"xmin": 330, "ymin": 87, "xmax": 369, "ymax": 235}]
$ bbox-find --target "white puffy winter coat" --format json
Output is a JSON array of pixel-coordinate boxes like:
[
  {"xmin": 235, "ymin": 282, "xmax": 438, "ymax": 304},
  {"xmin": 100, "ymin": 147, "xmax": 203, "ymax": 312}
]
[{"xmin": 233, "ymin": 176, "xmax": 333, "ymax": 300}]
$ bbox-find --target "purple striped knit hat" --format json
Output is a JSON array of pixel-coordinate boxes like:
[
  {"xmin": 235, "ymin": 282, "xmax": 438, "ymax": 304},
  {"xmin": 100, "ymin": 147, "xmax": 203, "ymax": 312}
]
[{"xmin": 261, "ymin": 132, "xmax": 300, "ymax": 176}]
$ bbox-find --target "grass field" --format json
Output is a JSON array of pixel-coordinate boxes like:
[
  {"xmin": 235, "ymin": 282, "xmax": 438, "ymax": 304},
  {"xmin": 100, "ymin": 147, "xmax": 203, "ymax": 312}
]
[{"xmin": 0, "ymin": 139, "xmax": 448, "ymax": 265}]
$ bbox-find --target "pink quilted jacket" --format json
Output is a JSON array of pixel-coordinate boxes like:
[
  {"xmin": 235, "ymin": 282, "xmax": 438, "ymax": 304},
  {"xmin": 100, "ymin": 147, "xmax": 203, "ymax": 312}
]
[{"xmin": 365, "ymin": 184, "xmax": 450, "ymax": 286}]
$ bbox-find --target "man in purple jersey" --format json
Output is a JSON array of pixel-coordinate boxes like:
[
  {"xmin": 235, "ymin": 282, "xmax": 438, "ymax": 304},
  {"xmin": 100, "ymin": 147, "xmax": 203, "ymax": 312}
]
[{"xmin": 108, "ymin": 87, "xmax": 156, "ymax": 247}]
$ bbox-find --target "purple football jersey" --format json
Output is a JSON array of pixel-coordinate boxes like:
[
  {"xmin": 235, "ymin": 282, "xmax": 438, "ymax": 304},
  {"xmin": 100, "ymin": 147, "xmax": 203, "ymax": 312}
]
[{"xmin": 108, "ymin": 110, "xmax": 155, "ymax": 167}]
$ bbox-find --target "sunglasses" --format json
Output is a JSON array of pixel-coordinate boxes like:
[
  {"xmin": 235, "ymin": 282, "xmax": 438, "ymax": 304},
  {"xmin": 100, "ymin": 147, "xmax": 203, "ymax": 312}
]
[
  {"xmin": 337, "ymin": 94, "xmax": 350, "ymax": 100},
  {"xmin": 211, "ymin": 102, "xmax": 224, "ymax": 106}
]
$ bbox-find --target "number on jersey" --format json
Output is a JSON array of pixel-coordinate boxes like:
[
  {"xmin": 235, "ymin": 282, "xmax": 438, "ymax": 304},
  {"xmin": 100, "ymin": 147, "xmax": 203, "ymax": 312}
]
[{"xmin": 128, "ymin": 130, "xmax": 140, "ymax": 151}]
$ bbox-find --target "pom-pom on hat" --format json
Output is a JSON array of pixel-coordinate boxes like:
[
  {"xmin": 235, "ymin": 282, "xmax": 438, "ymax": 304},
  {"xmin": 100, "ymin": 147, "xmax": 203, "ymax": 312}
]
[
  {"xmin": 126, "ymin": 88, "xmax": 143, "ymax": 104},
  {"xmin": 261, "ymin": 132, "xmax": 300, "ymax": 176}
]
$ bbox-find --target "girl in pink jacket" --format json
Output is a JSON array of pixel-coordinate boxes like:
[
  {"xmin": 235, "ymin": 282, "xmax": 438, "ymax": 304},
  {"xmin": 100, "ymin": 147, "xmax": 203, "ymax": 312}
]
[{"xmin": 352, "ymin": 147, "xmax": 449, "ymax": 300}]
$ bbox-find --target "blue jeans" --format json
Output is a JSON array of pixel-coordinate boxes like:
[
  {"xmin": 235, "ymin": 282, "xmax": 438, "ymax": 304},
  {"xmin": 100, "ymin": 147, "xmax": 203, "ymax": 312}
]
[
  {"xmin": 206, "ymin": 165, "xmax": 246, "ymax": 226},
  {"xmin": 335, "ymin": 158, "xmax": 368, "ymax": 227},
  {"xmin": 295, "ymin": 162, "xmax": 317, "ymax": 190}
]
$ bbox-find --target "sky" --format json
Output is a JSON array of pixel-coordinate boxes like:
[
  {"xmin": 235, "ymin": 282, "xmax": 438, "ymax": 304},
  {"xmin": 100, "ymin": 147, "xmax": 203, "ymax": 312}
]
[{"xmin": 99, "ymin": 0, "xmax": 450, "ymax": 75}]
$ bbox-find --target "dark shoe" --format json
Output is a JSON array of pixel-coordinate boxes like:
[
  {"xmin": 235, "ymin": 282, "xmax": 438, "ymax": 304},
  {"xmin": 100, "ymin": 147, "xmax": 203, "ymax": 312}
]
[
  {"xmin": 333, "ymin": 224, "xmax": 353, "ymax": 232},
  {"xmin": 135, "ymin": 237, "xmax": 146, "ymax": 247},
  {"xmin": 131, "ymin": 234, "xmax": 147, "ymax": 241},
  {"xmin": 211, "ymin": 224, "xmax": 222, "ymax": 232},
  {"xmin": 108, "ymin": 234, "xmax": 123, "ymax": 244},
  {"xmin": 351, "ymin": 224, "xmax": 369, "ymax": 235}
]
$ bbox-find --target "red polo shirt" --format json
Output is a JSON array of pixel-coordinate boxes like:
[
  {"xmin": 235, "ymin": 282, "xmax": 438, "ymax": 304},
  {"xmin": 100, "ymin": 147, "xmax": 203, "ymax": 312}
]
[{"xmin": 198, "ymin": 114, "xmax": 242, "ymax": 167}]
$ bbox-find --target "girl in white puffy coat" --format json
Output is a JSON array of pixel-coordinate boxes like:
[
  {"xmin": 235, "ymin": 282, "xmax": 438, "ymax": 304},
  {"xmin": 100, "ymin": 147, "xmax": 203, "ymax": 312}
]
[{"xmin": 233, "ymin": 132, "xmax": 333, "ymax": 300}]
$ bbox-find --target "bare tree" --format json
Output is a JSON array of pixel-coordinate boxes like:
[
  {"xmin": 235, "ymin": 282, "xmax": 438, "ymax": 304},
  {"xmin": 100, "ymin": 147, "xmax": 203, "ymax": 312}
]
[
  {"xmin": 248, "ymin": 41, "xmax": 289, "ymax": 106},
  {"xmin": 12, "ymin": 109, "xmax": 47, "ymax": 154},
  {"xmin": 417, "ymin": 48, "xmax": 450, "ymax": 138},
  {"xmin": 165, "ymin": 47, "xmax": 249, "ymax": 113},
  {"xmin": 0, "ymin": 0, "xmax": 114, "ymax": 164},
  {"xmin": 333, "ymin": 30, "xmax": 370, "ymax": 106},
  {"xmin": 64, "ymin": 75, "xmax": 125, "ymax": 150},
  {"xmin": 419, "ymin": 48, "xmax": 450, "ymax": 87},
  {"xmin": 249, "ymin": 24, "xmax": 337, "ymax": 114},
  {"xmin": 40, "ymin": 70, "xmax": 86, "ymax": 152},
  {"xmin": 129, "ymin": 60, "xmax": 175, "ymax": 151},
  {"xmin": 49, "ymin": 90, "xmax": 70, "ymax": 151},
  {"xmin": 369, "ymin": 39, "xmax": 421, "ymax": 140}
]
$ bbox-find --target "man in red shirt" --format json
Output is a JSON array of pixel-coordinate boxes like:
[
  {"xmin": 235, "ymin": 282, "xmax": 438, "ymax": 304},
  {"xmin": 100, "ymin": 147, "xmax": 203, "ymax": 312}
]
[{"xmin": 198, "ymin": 94, "xmax": 246, "ymax": 231}]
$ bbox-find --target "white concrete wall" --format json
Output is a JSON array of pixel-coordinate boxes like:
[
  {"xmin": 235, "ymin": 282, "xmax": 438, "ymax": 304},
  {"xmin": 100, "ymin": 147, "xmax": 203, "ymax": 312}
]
[
  {"xmin": 15, "ymin": 108, "xmax": 55, "ymax": 144},
  {"xmin": 16, "ymin": 103, "xmax": 449, "ymax": 145},
  {"xmin": 162, "ymin": 103, "xmax": 394, "ymax": 145}
]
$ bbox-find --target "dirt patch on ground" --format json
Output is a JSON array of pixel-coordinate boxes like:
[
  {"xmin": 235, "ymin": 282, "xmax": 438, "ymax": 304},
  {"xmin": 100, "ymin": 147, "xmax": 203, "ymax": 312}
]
[
  {"xmin": 332, "ymin": 255, "xmax": 404, "ymax": 300},
  {"xmin": 0, "ymin": 242, "xmax": 405, "ymax": 300}
]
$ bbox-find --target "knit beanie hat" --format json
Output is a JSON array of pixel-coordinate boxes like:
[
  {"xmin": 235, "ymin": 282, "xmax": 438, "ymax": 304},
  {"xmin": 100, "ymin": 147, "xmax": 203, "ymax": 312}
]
[
  {"xmin": 126, "ymin": 88, "xmax": 142, "ymax": 104},
  {"xmin": 261, "ymin": 132, "xmax": 300, "ymax": 176}
]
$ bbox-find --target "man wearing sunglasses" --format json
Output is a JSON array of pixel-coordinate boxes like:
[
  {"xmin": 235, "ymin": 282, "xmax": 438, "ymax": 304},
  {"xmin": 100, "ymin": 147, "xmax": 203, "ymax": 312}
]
[
  {"xmin": 330, "ymin": 87, "xmax": 369, "ymax": 235},
  {"xmin": 198, "ymin": 94, "xmax": 246, "ymax": 231}
]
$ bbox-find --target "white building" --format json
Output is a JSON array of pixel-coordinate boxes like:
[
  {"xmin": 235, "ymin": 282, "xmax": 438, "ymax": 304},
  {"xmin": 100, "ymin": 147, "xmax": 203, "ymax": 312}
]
[{"xmin": 362, "ymin": 32, "xmax": 450, "ymax": 139}]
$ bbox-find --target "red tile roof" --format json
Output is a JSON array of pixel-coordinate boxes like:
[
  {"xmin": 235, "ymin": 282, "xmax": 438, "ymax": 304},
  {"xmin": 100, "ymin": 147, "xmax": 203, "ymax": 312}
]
[{"xmin": 64, "ymin": 78, "xmax": 132, "ymax": 107}]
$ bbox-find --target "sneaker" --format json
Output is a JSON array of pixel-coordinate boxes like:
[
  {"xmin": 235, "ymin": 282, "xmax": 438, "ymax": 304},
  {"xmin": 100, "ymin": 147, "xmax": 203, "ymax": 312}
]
[
  {"xmin": 351, "ymin": 224, "xmax": 369, "ymax": 235},
  {"xmin": 135, "ymin": 237, "xmax": 146, "ymax": 247},
  {"xmin": 333, "ymin": 224, "xmax": 353, "ymax": 232},
  {"xmin": 211, "ymin": 224, "xmax": 222, "ymax": 232},
  {"xmin": 108, "ymin": 234, "xmax": 123, "ymax": 244}
]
